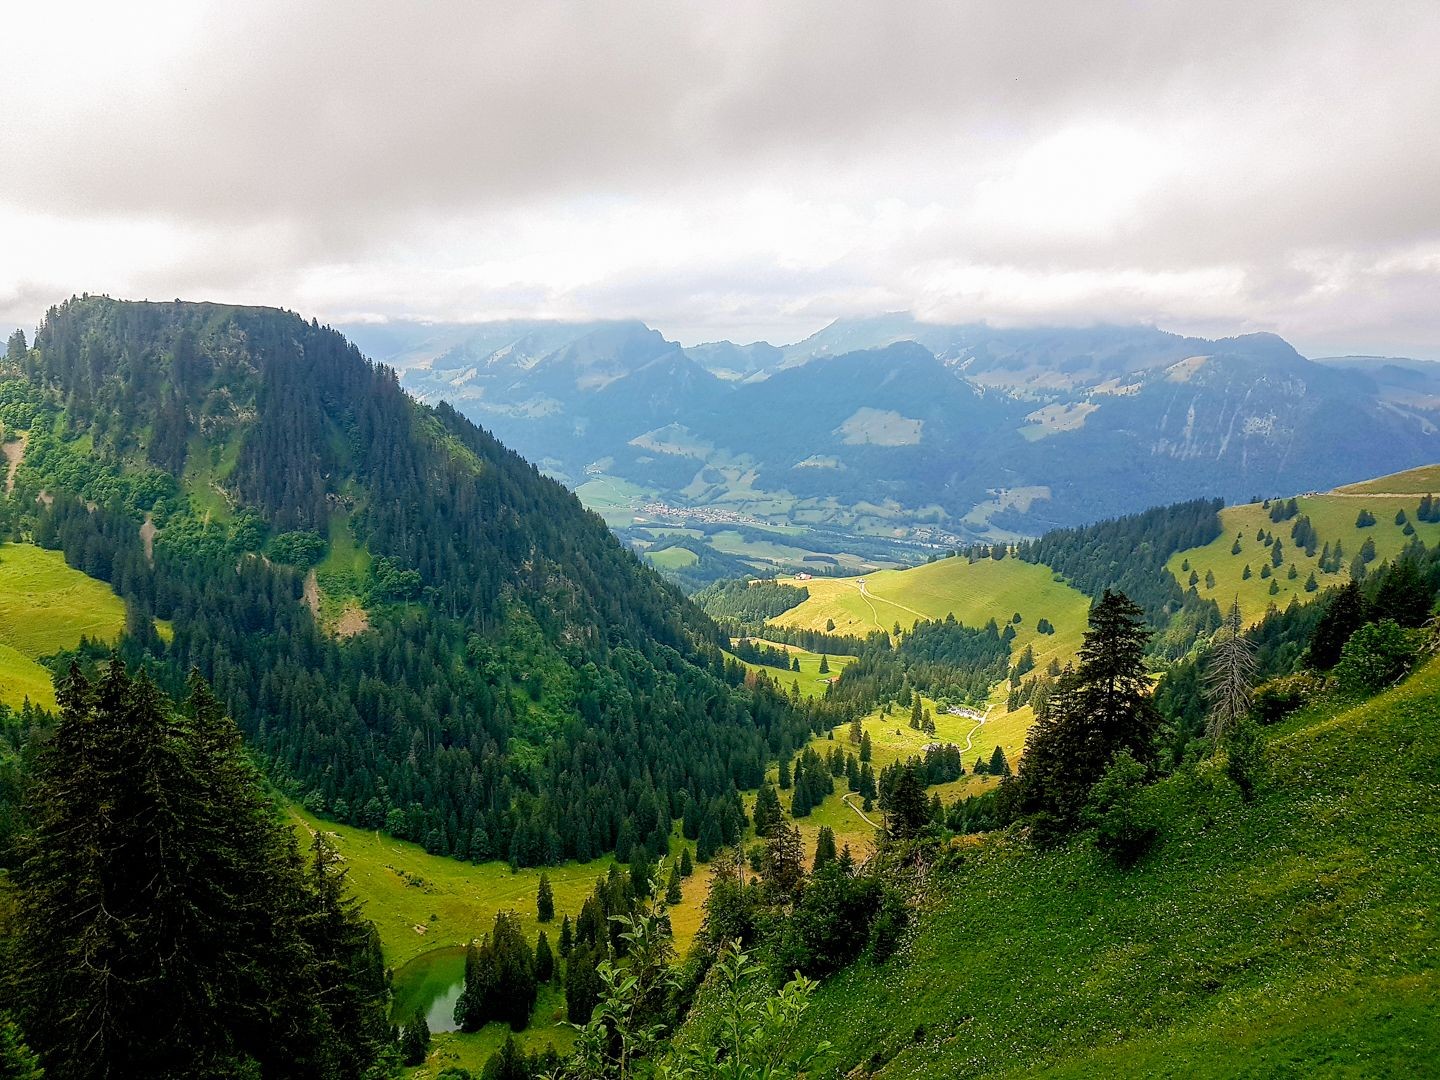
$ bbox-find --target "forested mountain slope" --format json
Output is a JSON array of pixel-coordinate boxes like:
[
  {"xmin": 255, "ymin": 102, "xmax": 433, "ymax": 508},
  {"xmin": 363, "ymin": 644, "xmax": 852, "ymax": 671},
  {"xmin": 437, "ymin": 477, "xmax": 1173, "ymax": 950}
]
[{"xmin": 0, "ymin": 296, "xmax": 817, "ymax": 866}]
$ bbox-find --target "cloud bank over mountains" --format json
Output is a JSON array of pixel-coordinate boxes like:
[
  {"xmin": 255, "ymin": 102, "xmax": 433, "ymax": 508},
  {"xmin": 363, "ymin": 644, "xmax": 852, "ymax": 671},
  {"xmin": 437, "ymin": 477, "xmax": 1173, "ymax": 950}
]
[{"xmin": 3, "ymin": 1, "xmax": 1439, "ymax": 356}]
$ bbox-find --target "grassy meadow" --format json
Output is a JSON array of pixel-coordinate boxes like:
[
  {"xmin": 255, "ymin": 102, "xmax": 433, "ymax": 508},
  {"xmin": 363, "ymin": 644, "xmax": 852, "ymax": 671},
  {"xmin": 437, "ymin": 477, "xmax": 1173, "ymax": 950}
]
[
  {"xmin": 800, "ymin": 657, "xmax": 1440, "ymax": 1078},
  {"xmin": 769, "ymin": 555, "xmax": 1093, "ymax": 676},
  {"xmin": 286, "ymin": 805, "xmax": 718, "ymax": 1075},
  {"xmin": 1335, "ymin": 462, "xmax": 1440, "ymax": 494},
  {"xmin": 644, "ymin": 546, "xmax": 698, "ymax": 570},
  {"xmin": 0, "ymin": 542, "xmax": 129, "ymax": 709},
  {"xmin": 729, "ymin": 639, "xmax": 854, "ymax": 699},
  {"xmin": 1168, "ymin": 492, "xmax": 1440, "ymax": 624}
]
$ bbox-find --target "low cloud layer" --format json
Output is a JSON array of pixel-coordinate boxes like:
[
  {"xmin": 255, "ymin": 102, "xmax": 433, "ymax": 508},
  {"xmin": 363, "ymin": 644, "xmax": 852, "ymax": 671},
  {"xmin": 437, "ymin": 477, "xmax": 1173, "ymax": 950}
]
[{"xmin": 2, "ymin": 1, "xmax": 1439, "ymax": 355}]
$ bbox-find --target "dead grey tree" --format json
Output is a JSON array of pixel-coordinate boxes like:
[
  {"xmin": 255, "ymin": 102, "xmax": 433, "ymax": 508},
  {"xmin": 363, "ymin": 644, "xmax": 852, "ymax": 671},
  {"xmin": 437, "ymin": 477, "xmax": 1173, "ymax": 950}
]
[{"xmin": 1205, "ymin": 600, "xmax": 1258, "ymax": 751}]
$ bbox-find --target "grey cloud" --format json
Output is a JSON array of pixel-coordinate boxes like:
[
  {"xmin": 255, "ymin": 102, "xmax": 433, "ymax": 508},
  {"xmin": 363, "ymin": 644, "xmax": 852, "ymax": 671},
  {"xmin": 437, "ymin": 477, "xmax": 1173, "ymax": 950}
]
[{"xmin": 2, "ymin": 1, "xmax": 1440, "ymax": 354}]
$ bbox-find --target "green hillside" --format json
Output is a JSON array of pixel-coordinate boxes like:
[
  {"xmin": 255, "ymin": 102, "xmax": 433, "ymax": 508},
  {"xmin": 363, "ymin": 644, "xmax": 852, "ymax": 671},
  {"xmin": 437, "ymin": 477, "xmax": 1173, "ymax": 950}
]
[
  {"xmin": 1336, "ymin": 462, "xmax": 1440, "ymax": 494},
  {"xmin": 0, "ymin": 297, "xmax": 818, "ymax": 875},
  {"xmin": 728, "ymin": 640, "xmax": 854, "ymax": 699},
  {"xmin": 1169, "ymin": 494, "xmax": 1440, "ymax": 623},
  {"xmin": 798, "ymin": 660, "xmax": 1440, "ymax": 1078},
  {"xmin": 769, "ymin": 556, "xmax": 1093, "ymax": 675},
  {"xmin": 0, "ymin": 542, "xmax": 128, "ymax": 709}
]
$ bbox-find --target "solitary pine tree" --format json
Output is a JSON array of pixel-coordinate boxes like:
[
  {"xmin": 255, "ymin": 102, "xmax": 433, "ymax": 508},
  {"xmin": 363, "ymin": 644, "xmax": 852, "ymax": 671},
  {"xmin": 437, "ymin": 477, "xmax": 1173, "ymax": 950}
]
[
  {"xmin": 558, "ymin": 914, "xmax": 574, "ymax": 958},
  {"xmin": 812, "ymin": 825, "xmax": 838, "ymax": 871},
  {"xmin": 535, "ymin": 931, "xmax": 556, "ymax": 983},
  {"xmin": 537, "ymin": 872, "xmax": 555, "ymax": 922},
  {"xmin": 1017, "ymin": 590, "xmax": 1160, "ymax": 840},
  {"xmin": 564, "ymin": 946, "xmax": 601, "ymax": 1024},
  {"xmin": 885, "ymin": 765, "xmax": 931, "ymax": 840},
  {"xmin": 988, "ymin": 745, "xmax": 1012, "ymax": 777}
]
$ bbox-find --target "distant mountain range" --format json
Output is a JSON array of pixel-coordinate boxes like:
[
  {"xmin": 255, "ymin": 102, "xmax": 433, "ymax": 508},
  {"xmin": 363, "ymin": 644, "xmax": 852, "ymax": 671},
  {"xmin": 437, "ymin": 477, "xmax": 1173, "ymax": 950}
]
[{"xmin": 345, "ymin": 315, "xmax": 1440, "ymax": 549}]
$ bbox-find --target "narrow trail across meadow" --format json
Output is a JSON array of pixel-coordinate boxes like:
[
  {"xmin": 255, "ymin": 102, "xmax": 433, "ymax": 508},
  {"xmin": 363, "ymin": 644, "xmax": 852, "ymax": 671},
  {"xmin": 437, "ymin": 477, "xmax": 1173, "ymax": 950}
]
[
  {"xmin": 842, "ymin": 793, "xmax": 882, "ymax": 829},
  {"xmin": 856, "ymin": 580, "xmax": 930, "ymax": 625},
  {"xmin": 959, "ymin": 705, "xmax": 992, "ymax": 755}
]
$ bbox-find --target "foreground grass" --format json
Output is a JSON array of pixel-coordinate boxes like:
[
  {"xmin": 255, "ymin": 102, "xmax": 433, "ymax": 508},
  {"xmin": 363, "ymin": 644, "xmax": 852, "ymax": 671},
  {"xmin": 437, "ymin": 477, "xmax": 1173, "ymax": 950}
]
[
  {"xmin": 0, "ymin": 543, "xmax": 128, "ymax": 709},
  {"xmin": 799, "ymin": 660, "xmax": 1440, "ymax": 1077}
]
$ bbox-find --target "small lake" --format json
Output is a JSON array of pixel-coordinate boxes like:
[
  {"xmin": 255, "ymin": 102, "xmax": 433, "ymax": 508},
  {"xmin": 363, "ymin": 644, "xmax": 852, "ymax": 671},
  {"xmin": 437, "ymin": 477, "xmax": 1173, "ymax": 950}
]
[{"xmin": 391, "ymin": 946, "xmax": 467, "ymax": 1033}]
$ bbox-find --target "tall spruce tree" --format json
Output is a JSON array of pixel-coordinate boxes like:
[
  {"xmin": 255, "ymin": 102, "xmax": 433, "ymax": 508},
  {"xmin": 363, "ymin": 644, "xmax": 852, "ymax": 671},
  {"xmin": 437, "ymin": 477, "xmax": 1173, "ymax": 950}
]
[
  {"xmin": 6, "ymin": 661, "xmax": 390, "ymax": 1079},
  {"xmin": 1017, "ymin": 590, "xmax": 1160, "ymax": 841}
]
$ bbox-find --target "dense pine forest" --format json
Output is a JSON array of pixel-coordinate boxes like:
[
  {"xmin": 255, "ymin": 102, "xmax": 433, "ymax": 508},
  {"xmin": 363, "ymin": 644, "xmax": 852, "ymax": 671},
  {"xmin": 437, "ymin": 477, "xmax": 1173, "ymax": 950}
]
[{"xmin": 0, "ymin": 297, "xmax": 825, "ymax": 866}]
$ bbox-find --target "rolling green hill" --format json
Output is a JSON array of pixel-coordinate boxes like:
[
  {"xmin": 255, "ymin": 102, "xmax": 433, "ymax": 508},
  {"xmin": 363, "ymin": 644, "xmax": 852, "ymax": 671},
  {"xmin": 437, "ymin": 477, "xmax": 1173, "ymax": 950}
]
[
  {"xmin": 798, "ymin": 658, "xmax": 1440, "ymax": 1078},
  {"xmin": 0, "ymin": 542, "xmax": 128, "ymax": 709},
  {"xmin": 1169, "ymin": 488, "xmax": 1440, "ymax": 624},
  {"xmin": 1336, "ymin": 462, "xmax": 1440, "ymax": 494},
  {"xmin": 0, "ymin": 296, "xmax": 816, "ymax": 873},
  {"xmin": 769, "ymin": 556, "xmax": 1093, "ymax": 676}
]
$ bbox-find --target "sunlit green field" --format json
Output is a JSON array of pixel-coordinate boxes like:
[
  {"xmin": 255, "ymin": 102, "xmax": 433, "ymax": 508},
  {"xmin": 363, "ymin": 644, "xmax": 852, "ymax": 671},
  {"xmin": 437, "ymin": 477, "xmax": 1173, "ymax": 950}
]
[
  {"xmin": 1335, "ymin": 462, "xmax": 1440, "ymax": 494},
  {"xmin": 1168, "ymin": 493, "xmax": 1440, "ymax": 624},
  {"xmin": 574, "ymin": 474, "xmax": 657, "ymax": 528},
  {"xmin": 729, "ymin": 640, "xmax": 854, "ymax": 699},
  {"xmin": 286, "ymin": 806, "xmax": 632, "ymax": 969},
  {"xmin": 288, "ymin": 805, "xmax": 716, "ymax": 1076},
  {"xmin": 0, "ymin": 542, "xmax": 128, "ymax": 709},
  {"xmin": 644, "ymin": 545, "xmax": 698, "ymax": 570},
  {"xmin": 770, "ymin": 555, "xmax": 1092, "ymax": 675}
]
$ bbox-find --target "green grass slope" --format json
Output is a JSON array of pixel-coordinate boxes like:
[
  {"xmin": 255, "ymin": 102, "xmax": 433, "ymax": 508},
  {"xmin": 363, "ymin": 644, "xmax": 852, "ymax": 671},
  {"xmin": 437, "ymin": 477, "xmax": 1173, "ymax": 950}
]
[
  {"xmin": 729, "ymin": 640, "xmax": 854, "ymax": 699},
  {"xmin": 1168, "ymin": 495, "xmax": 1440, "ymax": 624},
  {"xmin": 287, "ymin": 807, "xmax": 631, "ymax": 969},
  {"xmin": 770, "ymin": 556, "xmax": 1092, "ymax": 675},
  {"xmin": 287, "ymin": 806, "xmax": 719, "ymax": 1076},
  {"xmin": 800, "ymin": 662, "xmax": 1440, "ymax": 1078},
  {"xmin": 1336, "ymin": 463, "xmax": 1440, "ymax": 495},
  {"xmin": 0, "ymin": 543, "xmax": 128, "ymax": 709}
]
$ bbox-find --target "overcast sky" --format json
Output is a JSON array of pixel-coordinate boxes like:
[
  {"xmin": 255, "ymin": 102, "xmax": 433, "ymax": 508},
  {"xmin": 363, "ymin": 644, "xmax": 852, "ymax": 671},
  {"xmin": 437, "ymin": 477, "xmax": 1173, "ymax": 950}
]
[{"xmin": 2, "ymin": 1, "xmax": 1439, "ymax": 356}]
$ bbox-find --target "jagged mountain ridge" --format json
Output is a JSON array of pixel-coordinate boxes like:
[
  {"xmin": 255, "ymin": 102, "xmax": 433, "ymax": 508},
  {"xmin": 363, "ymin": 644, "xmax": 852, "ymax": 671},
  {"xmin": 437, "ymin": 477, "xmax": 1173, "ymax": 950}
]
[{"xmin": 367, "ymin": 315, "xmax": 1440, "ymax": 536}]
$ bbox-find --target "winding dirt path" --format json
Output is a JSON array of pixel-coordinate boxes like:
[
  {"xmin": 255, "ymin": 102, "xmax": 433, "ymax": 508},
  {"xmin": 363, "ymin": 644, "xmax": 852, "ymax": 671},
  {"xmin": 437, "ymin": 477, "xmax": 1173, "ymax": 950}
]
[
  {"xmin": 959, "ymin": 704, "xmax": 993, "ymax": 755},
  {"xmin": 842, "ymin": 792, "xmax": 882, "ymax": 829}
]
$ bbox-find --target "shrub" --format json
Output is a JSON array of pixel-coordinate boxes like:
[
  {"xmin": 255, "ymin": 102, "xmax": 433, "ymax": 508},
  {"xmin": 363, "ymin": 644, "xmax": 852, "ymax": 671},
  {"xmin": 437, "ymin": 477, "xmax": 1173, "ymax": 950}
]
[
  {"xmin": 1250, "ymin": 672, "xmax": 1326, "ymax": 725},
  {"xmin": 1224, "ymin": 718, "xmax": 1265, "ymax": 802},
  {"xmin": 1082, "ymin": 750, "xmax": 1157, "ymax": 867},
  {"xmin": 1334, "ymin": 620, "xmax": 1419, "ymax": 693}
]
